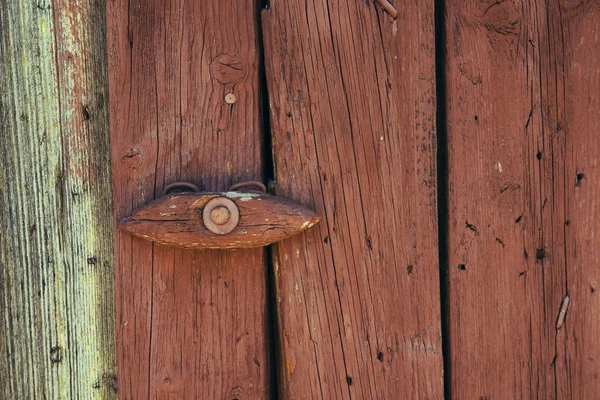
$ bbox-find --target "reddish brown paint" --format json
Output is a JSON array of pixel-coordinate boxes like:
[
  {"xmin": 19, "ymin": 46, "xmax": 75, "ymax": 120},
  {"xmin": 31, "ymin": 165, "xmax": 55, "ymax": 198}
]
[
  {"xmin": 101, "ymin": 0, "xmax": 600, "ymax": 397},
  {"xmin": 445, "ymin": 0, "xmax": 600, "ymax": 398},
  {"xmin": 119, "ymin": 191, "xmax": 320, "ymax": 249},
  {"xmin": 106, "ymin": 0, "xmax": 270, "ymax": 397},
  {"xmin": 262, "ymin": 0, "xmax": 444, "ymax": 398}
]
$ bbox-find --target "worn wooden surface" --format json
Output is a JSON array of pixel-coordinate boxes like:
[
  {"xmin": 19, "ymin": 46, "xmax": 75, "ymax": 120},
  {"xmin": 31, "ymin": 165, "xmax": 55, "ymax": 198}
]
[
  {"xmin": 444, "ymin": 0, "xmax": 600, "ymax": 398},
  {"xmin": 120, "ymin": 191, "xmax": 320, "ymax": 249},
  {"xmin": 106, "ymin": 0, "xmax": 270, "ymax": 397},
  {"xmin": 263, "ymin": 0, "xmax": 444, "ymax": 398},
  {"xmin": 0, "ymin": 0, "xmax": 117, "ymax": 398}
]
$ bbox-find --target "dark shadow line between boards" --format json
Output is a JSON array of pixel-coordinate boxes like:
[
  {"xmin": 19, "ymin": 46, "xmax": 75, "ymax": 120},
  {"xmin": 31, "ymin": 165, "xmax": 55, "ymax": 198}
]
[
  {"xmin": 434, "ymin": 0, "xmax": 452, "ymax": 398},
  {"xmin": 256, "ymin": 0, "xmax": 281, "ymax": 399}
]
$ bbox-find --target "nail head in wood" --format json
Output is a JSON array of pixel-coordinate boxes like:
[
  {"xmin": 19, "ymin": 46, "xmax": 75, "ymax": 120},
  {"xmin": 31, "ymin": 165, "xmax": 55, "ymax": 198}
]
[
  {"xmin": 203, "ymin": 197, "xmax": 239, "ymax": 234},
  {"xmin": 224, "ymin": 92, "xmax": 237, "ymax": 104}
]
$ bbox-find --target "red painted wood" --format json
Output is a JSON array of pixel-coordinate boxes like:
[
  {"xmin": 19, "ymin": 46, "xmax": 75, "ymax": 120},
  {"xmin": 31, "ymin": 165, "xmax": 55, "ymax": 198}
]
[
  {"xmin": 262, "ymin": 0, "xmax": 444, "ymax": 397},
  {"xmin": 444, "ymin": 0, "xmax": 600, "ymax": 397},
  {"xmin": 106, "ymin": 0, "xmax": 270, "ymax": 397},
  {"xmin": 119, "ymin": 191, "xmax": 320, "ymax": 249}
]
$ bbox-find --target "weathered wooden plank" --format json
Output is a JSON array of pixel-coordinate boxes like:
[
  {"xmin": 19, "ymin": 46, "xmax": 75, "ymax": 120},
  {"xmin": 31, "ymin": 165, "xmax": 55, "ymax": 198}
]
[
  {"xmin": 262, "ymin": 1, "xmax": 444, "ymax": 398},
  {"xmin": 0, "ymin": 0, "xmax": 117, "ymax": 398},
  {"xmin": 444, "ymin": 0, "xmax": 600, "ymax": 397},
  {"xmin": 106, "ymin": 0, "xmax": 270, "ymax": 398}
]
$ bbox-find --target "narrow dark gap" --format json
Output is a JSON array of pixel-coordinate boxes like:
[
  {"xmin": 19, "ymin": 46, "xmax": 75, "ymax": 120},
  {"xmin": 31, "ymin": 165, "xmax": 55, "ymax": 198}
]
[
  {"xmin": 263, "ymin": 245, "xmax": 281, "ymax": 399},
  {"xmin": 255, "ymin": 0, "xmax": 279, "ymax": 398},
  {"xmin": 434, "ymin": 0, "xmax": 452, "ymax": 399},
  {"xmin": 257, "ymin": 4, "xmax": 274, "ymax": 187}
]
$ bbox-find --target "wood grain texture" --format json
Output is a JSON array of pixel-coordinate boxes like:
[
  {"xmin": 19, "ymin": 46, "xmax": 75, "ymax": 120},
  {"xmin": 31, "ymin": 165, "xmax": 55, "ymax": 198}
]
[
  {"xmin": 444, "ymin": 0, "xmax": 600, "ymax": 398},
  {"xmin": 262, "ymin": 1, "xmax": 444, "ymax": 398},
  {"xmin": 0, "ymin": 0, "xmax": 117, "ymax": 398},
  {"xmin": 120, "ymin": 191, "xmax": 320, "ymax": 249},
  {"xmin": 106, "ymin": 0, "xmax": 270, "ymax": 398}
]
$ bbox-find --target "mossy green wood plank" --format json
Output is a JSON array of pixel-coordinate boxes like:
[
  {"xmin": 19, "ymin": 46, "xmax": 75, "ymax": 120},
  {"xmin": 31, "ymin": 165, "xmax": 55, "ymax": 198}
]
[{"xmin": 0, "ymin": 0, "xmax": 116, "ymax": 398}]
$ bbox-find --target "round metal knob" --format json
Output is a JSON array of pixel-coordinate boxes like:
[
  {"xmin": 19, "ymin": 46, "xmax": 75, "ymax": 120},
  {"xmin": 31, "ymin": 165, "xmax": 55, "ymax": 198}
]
[{"xmin": 203, "ymin": 197, "xmax": 239, "ymax": 235}]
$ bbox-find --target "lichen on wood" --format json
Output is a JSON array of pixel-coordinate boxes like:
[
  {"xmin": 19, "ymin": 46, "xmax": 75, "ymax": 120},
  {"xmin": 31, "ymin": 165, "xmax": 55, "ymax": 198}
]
[{"xmin": 0, "ymin": 0, "xmax": 116, "ymax": 398}]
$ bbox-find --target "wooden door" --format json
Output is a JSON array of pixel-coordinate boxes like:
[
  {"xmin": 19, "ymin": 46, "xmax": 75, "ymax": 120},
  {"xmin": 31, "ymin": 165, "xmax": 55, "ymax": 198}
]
[
  {"xmin": 2, "ymin": 0, "xmax": 599, "ymax": 399},
  {"xmin": 105, "ymin": 0, "xmax": 443, "ymax": 398}
]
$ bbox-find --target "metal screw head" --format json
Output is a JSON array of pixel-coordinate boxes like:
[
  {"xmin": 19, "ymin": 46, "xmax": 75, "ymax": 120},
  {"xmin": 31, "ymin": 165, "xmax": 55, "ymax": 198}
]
[
  {"xmin": 203, "ymin": 197, "xmax": 239, "ymax": 235},
  {"xmin": 224, "ymin": 92, "xmax": 237, "ymax": 104}
]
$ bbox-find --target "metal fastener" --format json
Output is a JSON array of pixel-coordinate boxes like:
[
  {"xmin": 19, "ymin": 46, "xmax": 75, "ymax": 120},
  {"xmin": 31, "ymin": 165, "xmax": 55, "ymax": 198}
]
[
  {"xmin": 203, "ymin": 197, "xmax": 239, "ymax": 235},
  {"xmin": 224, "ymin": 92, "xmax": 237, "ymax": 104},
  {"xmin": 163, "ymin": 181, "xmax": 200, "ymax": 194},
  {"xmin": 229, "ymin": 180, "xmax": 267, "ymax": 193}
]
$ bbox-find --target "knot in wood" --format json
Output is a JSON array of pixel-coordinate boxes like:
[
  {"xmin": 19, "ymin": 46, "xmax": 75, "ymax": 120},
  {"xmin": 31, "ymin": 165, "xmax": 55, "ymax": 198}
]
[{"xmin": 210, "ymin": 53, "xmax": 246, "ymax": 86}]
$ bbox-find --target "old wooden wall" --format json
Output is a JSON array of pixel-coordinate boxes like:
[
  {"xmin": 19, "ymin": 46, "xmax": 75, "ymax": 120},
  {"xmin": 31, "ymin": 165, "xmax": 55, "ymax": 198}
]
[
  {"xmin": 2, "ymin": 0, "xmax": 600, "ymax": 398},
  {"xmin": 106, "ymin": 0, "xmax": 270, "ymax": 398},
  {"xmin": 263, "ymin": 0, "xmax": 444, "ymax": 398},
  {"xmin": 0, "ymin": 0, "xmax": 117, "ymax": 398},
  {"xmin": 444, "ymin": 0, "xmax": 600, "ymax": 398}
]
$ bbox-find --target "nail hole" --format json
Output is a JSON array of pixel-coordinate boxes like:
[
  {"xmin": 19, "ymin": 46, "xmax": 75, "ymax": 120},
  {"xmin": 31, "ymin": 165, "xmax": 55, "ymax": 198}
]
[
  {"xmin": 224, "ymin": 92, "xmax": 237, "ymax": 104},
  {"xmin": 346, "ymin": 376, "xmax": 353, "ymax": 386},
  {"xmin": 50, "ymin": 346, "xmax": 62, "ymax": 363},
  {"xmin": 458, "ymin": 264, "xmax": 466, "ymax": 271},
  {"xmin": 536, "ymin": 248, "xmax": 547, "ymax": 261},
  {"xmin": 576, "ymin": 173, "xmax": 584, "ymax": 183},
  {"xmin": 82, "ymin": 104, "xmax": 91, "ymax": 120},
  {"xmin": 377, "ymin": 352, "xmax": 384, "ymax": 362},
  {"xmin": 536, "ymin": 152, "xmax": 542, "ymax": 160},
  {"xmin": 407, "ymin": 265, "xmax": 414, "ymax": 276},
  {"xmin": 465, "ymin": 221, "xmax": 479, "ymax": 234},
  {"xmin": 515, "ymin": 214, "xmax": 523, "ymax": 223}
]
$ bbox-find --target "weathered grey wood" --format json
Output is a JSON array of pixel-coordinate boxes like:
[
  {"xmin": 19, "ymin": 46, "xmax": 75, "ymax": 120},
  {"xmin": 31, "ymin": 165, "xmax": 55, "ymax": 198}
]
[{"xmin": 0, "ymin": 1, "xmax": 116, "ymax": 398}]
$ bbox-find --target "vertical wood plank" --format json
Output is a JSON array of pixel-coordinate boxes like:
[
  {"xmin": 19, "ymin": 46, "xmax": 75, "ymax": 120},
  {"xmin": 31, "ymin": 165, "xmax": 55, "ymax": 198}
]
[
  {"xmin": 444, "ymin": 0, "xmax": 600, "ymax": 397},
  {"xmin": 262, "ymin": 0, "xmax": 443, "ymax": 398},
  {"xmin": 106, "ymin": 0, "xmax": 270, "ymax": 398},
  {"xmin": 0, "ymin": 0, "xmax": 117, "ymax": 398}
]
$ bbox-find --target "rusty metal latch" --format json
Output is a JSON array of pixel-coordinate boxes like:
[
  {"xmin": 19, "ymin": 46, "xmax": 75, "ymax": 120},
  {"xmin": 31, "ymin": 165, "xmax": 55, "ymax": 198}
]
[{"xmin": 118, "ymin": 181, "xmax": 320, "ymax": 249}]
